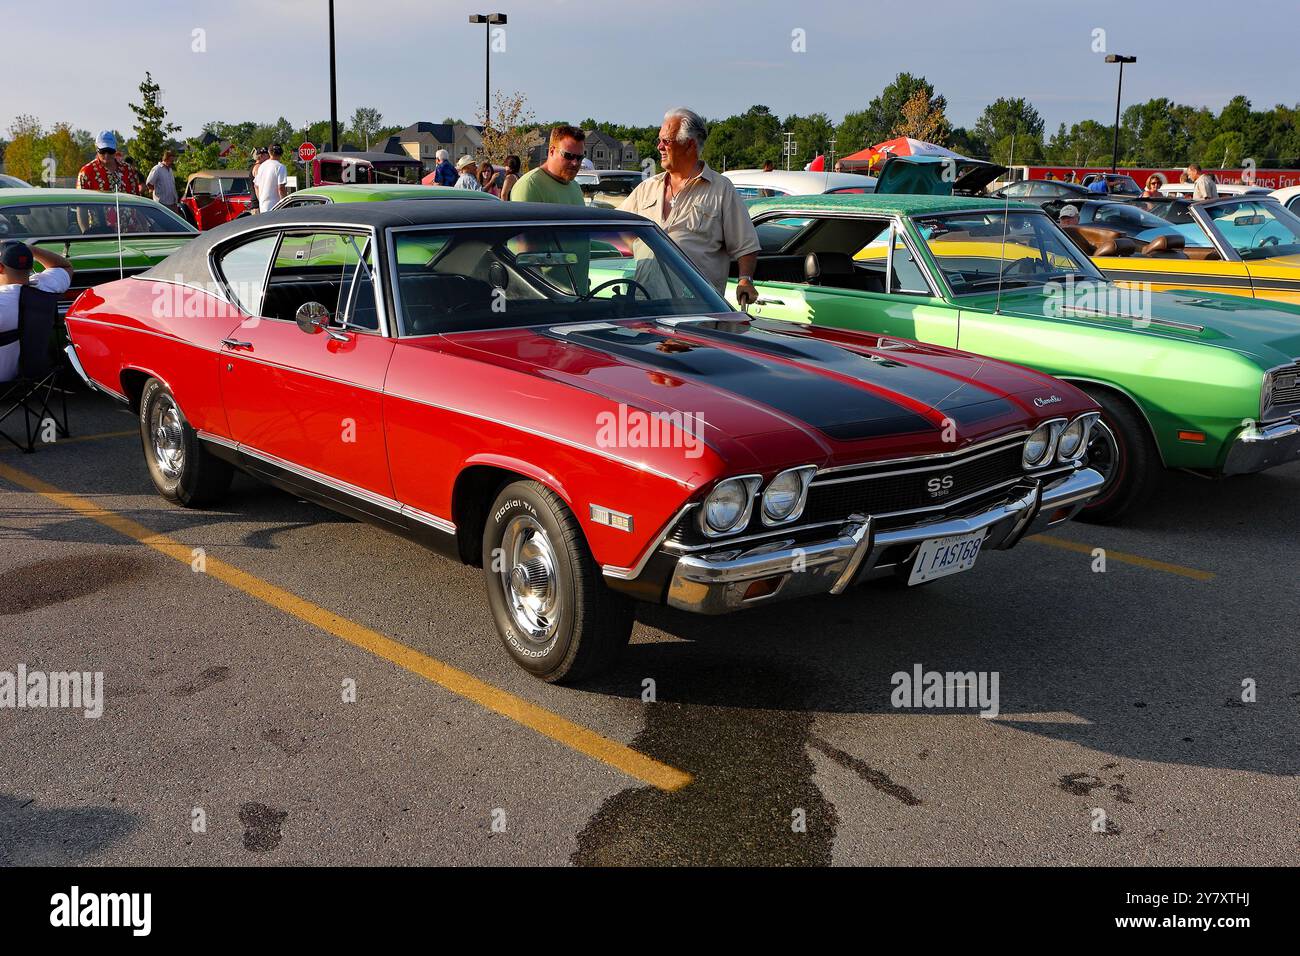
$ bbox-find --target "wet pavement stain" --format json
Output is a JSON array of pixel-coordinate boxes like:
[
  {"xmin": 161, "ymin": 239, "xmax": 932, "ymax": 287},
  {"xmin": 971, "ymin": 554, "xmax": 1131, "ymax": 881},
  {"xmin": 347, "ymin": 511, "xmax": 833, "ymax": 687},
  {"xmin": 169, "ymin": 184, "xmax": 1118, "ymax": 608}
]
[
  {"xmin": 171, "ymin": 666, "xmax": 230, "ymax": 698},
  {"xmin": 239, "ymin": 802, "xmax": 288, "ymax": 852},
  {"xmin": 0, "ymin": 553, "xmax": 151, "ymax": 615},
  {"xmin": 571, "ymin": 657, "xmax": 839, "ymax": 866},
  {"xmin": 808, "ymin": 736, "xmax": 922, "ymax": 805},
  {"xmin": 261, "ymin": 728, "xmax": 308, "ymax": 755}
]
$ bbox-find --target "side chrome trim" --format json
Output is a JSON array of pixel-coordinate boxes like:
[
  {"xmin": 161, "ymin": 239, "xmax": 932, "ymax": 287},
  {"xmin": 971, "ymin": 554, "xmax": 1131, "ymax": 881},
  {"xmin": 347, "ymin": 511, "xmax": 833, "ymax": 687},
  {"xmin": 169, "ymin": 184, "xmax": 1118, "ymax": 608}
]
[
  {"xmin": 601, "ymin": 502, "xmax": 697, "ymax": 581},
  {"xmin": 63, "ymin": 344, "xmax": 128, "ymax": 403},
  {"xmin": 196, "ymin": 430, "xmax": 457, "ymax": 533}
]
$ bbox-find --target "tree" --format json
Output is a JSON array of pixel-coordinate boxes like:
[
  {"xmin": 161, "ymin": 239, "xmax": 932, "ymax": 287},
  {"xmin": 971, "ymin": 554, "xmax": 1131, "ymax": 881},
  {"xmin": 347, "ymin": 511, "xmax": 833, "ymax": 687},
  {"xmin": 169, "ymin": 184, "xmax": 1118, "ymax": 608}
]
[
  {"xmin": 783, "ymin": 112, "xmax": 835, "ymax": 168},
  {"xmin": 892, "ymin": 89, "xmax": 949, "ymax": 144},
  {"xmin": 174, "ymin": 137, "xmax": 226, "ymax": 182},
  {"xmin": 701, "ymin": 105, "xmax": 781, "ymax": 170},
  {"xmin": 478, "ymin": 90, "xmax": 537, "ymax": 168},
  {"xmin": 4, "ymin": 114, "xmax": 43, "ymax": 184},
  {"xmin": 349, "ymin": 107, "xmax": 384, "ymax": 150},
  {"xmin": 973, "ymin": 98, "xmax": 1044, "ymax": 155},
  {"xmin": 837, "ymin": 73, "xmax": 949, "ymax": 153},
  {"xmin": 128, "ymin": 72, "xmax": 181, "ymax": 171},
  {"xmin": 1203, "ymin": 132, "xmax": 1246, "ymax": 169},
  {"xmin": 43, "ymin": 124, "xmax": 90, "ymax": 185}
]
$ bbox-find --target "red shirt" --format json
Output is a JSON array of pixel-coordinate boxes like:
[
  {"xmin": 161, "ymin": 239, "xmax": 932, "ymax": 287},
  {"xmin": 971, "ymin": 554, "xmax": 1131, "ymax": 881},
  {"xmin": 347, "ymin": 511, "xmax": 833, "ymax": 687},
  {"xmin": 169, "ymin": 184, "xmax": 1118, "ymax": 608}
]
[{"xmin": 77, "ymin": 157, "xmax": 140, "ymax": 195}]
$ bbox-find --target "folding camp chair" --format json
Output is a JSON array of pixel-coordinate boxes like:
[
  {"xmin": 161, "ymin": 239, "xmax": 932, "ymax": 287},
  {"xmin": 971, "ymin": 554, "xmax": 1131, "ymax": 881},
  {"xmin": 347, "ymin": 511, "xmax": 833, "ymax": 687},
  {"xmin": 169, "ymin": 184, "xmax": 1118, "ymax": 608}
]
[{"xmin": 0, "ymin": 285, "xmax": 71, "ymax": 453}]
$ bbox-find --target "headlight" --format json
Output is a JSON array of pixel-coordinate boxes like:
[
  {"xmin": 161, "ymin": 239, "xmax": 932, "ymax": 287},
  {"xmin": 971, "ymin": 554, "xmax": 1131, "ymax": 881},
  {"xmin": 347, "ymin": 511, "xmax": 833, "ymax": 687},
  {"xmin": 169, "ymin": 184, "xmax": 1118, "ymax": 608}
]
[
  {"xmin": 701, "ymin": 476, "xmax": 760, "ymax": 536},
  {"xmin": 1055, "ymin": 416, "xmax": 1097, "ymax": 463},
  {"xmin": 761, "ymin": 466, "xmax": 815, "ymax": 525},
  {"xmin": 1022, "ymin": 423, "xmax": 1054, "ymax": 468}
]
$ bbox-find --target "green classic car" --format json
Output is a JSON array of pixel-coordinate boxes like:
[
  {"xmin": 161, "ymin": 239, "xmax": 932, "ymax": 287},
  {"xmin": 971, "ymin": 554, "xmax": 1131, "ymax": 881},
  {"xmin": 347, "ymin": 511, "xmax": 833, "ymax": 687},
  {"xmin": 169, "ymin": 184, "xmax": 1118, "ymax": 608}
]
[
  {"xmin": 0, "ymin": 187, "xmax": 196, "ymax": 312},
  {"xmin": 721, "ymin": 193, "xmax": 1300, "ymax": 521},
  {"xmin": 272, "ymin": 183, "xmax": 498, "ymax": 210}
]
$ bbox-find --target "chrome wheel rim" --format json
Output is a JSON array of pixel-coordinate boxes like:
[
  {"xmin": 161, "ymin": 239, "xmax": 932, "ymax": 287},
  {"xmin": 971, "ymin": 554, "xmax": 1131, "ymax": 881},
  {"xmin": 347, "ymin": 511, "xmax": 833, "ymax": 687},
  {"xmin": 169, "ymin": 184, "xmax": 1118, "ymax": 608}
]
[
  {"xmin": 150, "ymin": 394, "xmax": 185, "ymax": 480},
  {"xmin": 1086, "ymin": 418, "xmax": 1121, "ymax": 496},
  {"xmin": 499, "ymin": 516, "xmax": 561, "ymax": 643}
]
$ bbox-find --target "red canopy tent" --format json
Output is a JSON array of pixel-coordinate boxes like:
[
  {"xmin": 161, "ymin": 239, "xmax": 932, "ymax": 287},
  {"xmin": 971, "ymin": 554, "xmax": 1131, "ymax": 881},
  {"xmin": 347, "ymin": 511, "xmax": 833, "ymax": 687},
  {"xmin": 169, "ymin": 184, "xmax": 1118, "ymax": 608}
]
[{"xmin": 838, "ymin": 137, "xmax": 963, "ymax": 173}]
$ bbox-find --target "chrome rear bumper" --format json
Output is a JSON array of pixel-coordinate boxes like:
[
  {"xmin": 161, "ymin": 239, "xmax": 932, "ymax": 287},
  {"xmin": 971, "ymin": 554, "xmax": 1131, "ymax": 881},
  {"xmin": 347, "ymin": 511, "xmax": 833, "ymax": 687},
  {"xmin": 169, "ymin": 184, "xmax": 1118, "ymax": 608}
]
[{"xmin": 665, "ymin": 466, "xmax": 1104, "ymax": 614}]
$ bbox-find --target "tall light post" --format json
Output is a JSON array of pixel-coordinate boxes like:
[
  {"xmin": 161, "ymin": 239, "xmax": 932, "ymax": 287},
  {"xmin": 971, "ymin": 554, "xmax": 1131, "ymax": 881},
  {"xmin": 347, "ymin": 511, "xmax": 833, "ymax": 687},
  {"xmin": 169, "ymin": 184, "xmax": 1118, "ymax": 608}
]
[
  {"xmin": 468, "ymin": 13, "xmax": 507, "ymax": 130},
  {"xmin": 1105, "ymin": 53, "xmax": 1136, "ymax": 173},
  {"xmin": 328, "ymin": 0, "xmax": 339, "ymax": 151}
]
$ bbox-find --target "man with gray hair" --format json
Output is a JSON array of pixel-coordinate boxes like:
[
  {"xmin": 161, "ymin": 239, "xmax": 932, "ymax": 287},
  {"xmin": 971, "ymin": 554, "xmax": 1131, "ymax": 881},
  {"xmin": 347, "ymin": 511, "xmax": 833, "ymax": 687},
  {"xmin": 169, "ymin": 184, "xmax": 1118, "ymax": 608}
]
[
  {"xmin": 423, "ymin": 148, "xmax": 458, "ymax": 187},
  {"xmin": 620, "ymin": 107, "xmax": 760, "ymax": 308}
]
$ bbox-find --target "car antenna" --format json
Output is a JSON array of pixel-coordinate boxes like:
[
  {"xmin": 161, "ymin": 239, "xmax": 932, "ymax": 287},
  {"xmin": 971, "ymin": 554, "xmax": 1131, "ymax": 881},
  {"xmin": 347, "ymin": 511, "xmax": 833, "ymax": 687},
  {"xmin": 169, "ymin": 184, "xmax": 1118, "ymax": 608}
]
[
  {"xmin": 114, "ymin": 185, "xmax": 125, "ymax": 280},
  {"xmin": 994, "ymin": 128, "xmax": 1016, "ymax": 315}
]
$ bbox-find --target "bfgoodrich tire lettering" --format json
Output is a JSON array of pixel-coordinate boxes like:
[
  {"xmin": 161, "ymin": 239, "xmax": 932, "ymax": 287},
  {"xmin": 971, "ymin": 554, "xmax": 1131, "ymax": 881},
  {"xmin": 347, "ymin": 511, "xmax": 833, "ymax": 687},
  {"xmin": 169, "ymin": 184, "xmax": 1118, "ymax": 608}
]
[
  {"xmin": 138, "ymin": 378, "xmax": 233, "ymax": 507},
  {"xmin": 483, "ymin": 480, "xmax": 633, "ymax": 683}
]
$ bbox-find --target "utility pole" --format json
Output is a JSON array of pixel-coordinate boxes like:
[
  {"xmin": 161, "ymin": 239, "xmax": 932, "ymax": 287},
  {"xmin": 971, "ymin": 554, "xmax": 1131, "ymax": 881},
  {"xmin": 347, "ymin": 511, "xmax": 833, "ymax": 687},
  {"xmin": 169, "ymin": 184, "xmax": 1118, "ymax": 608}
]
[
  {"xmin": 782, "ymin": 132, "xmax": 797, "ymax": 171},
  {"xmin": 328, "ymin": 0, "xmax": 338, "ymax": 151},
  {"xmin": 828, "ymin": 134, "xmax": 837, "ymax": 171},
  {"xmin": 468, "ymin": 13, "xmax": 508, "ymax": 130}
]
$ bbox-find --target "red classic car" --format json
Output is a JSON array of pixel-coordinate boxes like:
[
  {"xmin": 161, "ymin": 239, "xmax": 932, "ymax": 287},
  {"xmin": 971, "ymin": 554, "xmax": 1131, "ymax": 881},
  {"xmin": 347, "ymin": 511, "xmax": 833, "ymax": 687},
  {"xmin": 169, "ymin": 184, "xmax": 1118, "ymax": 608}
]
[
  {"xmin": 63, "ymin": 200, "xmax": 1104, "ymax": 682},
  {"xmin": 180, "ymin": 170, "xmax": 255, "ymax": 230}
]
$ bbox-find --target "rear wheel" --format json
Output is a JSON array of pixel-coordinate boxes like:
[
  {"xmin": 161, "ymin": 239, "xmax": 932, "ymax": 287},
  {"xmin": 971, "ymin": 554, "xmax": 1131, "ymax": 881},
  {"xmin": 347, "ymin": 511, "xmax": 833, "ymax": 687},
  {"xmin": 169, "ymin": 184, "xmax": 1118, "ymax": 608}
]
[
  {"xmin": 483, "ymin": 481, "xmax": 633, "ymax": 683},
  {"xmin": 1077, "ymin": 387, "xmax": 1161, "ymax": 524},
  {"xmin": 138, "ymin": 378, "xmax": 232, "ymax": 507}
]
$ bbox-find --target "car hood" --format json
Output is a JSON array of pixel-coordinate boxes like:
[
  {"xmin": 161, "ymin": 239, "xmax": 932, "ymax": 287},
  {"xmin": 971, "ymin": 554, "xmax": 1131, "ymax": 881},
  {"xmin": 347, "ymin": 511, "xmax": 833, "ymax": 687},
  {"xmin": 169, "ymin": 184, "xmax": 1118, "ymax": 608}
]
[
  {"xmin": 963, "ymin": 283, "xmax": 1300, "ymax": 367},
  {"xmin": 31, "ymin": 235, "xmax": 194, "ymax": 271},
  {"xmin": 441, "ymin": 315, "xmax": 1087, "ymax": 468}
]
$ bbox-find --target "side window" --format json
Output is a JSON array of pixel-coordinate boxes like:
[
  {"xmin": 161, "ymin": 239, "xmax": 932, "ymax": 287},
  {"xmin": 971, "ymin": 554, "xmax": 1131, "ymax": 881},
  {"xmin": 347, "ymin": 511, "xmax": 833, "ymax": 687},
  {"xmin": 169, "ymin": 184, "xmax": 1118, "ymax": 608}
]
[
  {"xmin": 755, "ymin": 216, "xmax": 813, "ymax": 253},
  {"xmin": 319, "ymin": 161, "xmax": 344, "ymax": 184},
  {"xmin": 216, "ymin": 233, "xmax": 278, "ymax": 316},
  {"xmin": 262, "ymin": 230, "xmax": 379, "ymax": 330},
  {"xmin": 888, "ymin": 227, "xmax": 930, "ymax": 295}
]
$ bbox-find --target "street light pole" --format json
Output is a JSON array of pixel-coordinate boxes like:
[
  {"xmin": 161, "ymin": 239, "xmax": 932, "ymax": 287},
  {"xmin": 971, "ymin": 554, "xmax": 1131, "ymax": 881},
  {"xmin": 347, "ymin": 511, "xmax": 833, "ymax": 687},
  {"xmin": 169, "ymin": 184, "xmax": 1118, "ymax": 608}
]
[
  {"xmin": 1105, "ymin": 54, "xmax": 1136, "ymax": 173},
  {"xmin": 328, "ymin": 0, "xmax": 338, "ymax": 152},
  {"xmin": 468, "ymin": 13, "xmax": 507, "ymax": 130}
]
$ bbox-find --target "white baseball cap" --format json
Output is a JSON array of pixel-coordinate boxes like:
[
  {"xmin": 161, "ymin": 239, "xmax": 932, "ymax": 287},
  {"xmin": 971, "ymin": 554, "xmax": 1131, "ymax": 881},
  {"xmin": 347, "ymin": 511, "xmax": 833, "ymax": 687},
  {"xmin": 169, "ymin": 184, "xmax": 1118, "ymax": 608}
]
[
  {"xmin": 1059, "ymin": 204, "xmax": 1080, "ymax": 219},
  {"xmin": 95, "ymin": 130, "xmax": 117, "ymax": 151}
]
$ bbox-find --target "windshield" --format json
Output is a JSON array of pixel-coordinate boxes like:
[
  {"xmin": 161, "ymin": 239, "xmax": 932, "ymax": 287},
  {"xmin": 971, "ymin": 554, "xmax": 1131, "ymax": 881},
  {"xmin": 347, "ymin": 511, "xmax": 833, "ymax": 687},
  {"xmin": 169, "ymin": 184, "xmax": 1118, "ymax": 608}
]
[
  {"xmin": 0, "ymin": 200, "xmax": 194, "ymax": 238},
  {"xmin": 195, "ymin": 176, "xmax": 251, "ymax": 195},
  {"xmin": 1204, "ymin": 199, "xmax": 1300, "ymax": 259},
  {"xmin": 913, "ymin": 209, "xmax": 1103, "ymax": 293},
  {"xmin": 1084, "ymin": 202, "xmax": 1214, "ymax": 247},
  {"xmin": 392, "ymin": 223, "xmax": 728, "ymax": 335}
]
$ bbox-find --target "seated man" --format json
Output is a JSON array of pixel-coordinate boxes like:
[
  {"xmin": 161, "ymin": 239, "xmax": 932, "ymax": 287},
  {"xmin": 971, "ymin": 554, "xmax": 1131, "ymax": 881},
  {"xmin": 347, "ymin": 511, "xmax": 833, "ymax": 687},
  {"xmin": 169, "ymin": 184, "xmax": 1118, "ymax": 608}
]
[{"xmin": 0, "ymin": 240, "xmax": 75, "ymax": 383}]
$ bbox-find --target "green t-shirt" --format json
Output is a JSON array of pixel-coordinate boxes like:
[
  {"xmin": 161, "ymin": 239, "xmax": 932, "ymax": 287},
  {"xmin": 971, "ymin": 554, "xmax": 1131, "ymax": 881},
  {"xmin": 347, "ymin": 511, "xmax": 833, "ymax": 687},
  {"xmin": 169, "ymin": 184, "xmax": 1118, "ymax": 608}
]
[{"xmin": 511, "ymin": 167, "xmax": 584, "ymax": 205}]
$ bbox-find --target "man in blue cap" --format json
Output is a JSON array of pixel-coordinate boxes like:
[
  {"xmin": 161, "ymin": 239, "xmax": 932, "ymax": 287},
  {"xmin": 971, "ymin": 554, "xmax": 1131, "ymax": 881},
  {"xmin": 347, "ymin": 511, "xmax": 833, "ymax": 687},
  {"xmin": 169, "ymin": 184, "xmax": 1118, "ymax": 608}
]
[
  {"xmin": 0, "ymin": 241, "xmax": 75, "ymax": 383},
  {"xmin": 77, "ymin": 131, "xmax": 140, "ymax": 196}
]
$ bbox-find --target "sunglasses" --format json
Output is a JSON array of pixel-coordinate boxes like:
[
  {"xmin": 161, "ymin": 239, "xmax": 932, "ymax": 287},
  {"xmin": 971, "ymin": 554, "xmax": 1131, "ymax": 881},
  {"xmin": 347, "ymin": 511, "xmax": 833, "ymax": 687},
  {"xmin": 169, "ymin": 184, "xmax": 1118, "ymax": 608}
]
[{"xmin": 556, "ymin": 149, "xmax": 584, "ymax": 162}]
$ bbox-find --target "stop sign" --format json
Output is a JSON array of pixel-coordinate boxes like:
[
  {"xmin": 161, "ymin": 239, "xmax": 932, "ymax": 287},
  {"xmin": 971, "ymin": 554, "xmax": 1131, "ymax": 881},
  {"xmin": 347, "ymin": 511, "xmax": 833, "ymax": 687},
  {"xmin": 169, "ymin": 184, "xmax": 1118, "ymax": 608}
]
[{"xmin": 297, "ymin": 143, "xmax": 317, "ymax": 163}]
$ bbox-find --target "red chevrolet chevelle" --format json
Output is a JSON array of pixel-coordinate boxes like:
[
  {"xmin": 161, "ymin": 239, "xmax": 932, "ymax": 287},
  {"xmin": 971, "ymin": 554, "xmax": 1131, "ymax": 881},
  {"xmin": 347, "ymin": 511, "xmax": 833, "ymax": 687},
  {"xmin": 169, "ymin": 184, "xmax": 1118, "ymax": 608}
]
[{"xmin": 63, "ymin": 200, "xmax": 1103, "ymax": 681}]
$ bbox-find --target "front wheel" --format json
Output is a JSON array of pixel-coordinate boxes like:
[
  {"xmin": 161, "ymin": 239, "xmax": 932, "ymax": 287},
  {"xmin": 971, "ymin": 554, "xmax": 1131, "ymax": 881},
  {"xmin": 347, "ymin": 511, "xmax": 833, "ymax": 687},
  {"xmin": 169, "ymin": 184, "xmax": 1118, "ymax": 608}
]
[
  {"xmin": 1076, "ymin": 387, "xmax": 1161, "ymax": 524},
  {"xmin": 139, "ymin": 378, "xmax": 232, "ymax": 507},
  {"xmin": 483, "ymin": 481, "xmax": 633, "ymax": 683}
]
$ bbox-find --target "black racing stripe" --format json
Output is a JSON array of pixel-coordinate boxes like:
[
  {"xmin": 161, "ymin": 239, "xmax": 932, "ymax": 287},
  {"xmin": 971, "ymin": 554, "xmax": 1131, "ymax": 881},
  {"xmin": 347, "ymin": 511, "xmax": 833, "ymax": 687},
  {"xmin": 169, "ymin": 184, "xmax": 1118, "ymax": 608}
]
[
  {"xmin": 551, "ymin": 324, "xmax": 934, "ymax": 440},
  {"xmin": 682, "ymin": 320, "xmax": 1019, "ymax": 423},
  {"xmin": 1246, "ymin": 279, "xmax": 1300, "ymax": 292},
  {"xmin": 1107, "ymin": 270, "xmax": 1254, "ymax": 288}
]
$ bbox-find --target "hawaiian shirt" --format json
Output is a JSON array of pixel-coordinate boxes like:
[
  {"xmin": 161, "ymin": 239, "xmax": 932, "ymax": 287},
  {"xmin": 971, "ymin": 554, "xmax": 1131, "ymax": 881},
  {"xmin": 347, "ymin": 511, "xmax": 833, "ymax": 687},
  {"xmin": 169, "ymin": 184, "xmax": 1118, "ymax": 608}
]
[{"xmin": 77, "ymin": 157, "xmax": 140, "ymax": 195}]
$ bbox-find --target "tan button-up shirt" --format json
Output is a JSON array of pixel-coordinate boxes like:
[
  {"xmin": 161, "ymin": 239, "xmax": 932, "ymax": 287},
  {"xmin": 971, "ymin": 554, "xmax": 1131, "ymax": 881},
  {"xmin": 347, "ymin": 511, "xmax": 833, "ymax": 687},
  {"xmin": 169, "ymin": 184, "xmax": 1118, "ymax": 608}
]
[{"xmin": 620, "ymin": 164, "xmax": 760, "ymax": 293}]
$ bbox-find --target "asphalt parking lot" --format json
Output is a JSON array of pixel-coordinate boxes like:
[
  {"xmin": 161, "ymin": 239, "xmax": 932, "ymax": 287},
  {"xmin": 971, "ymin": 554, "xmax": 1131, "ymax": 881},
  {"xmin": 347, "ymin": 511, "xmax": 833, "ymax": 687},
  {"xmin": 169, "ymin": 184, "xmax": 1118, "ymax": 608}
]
[{"xmin": 1, "ymin": 392, "xmax": 1296, "ymax": 866}]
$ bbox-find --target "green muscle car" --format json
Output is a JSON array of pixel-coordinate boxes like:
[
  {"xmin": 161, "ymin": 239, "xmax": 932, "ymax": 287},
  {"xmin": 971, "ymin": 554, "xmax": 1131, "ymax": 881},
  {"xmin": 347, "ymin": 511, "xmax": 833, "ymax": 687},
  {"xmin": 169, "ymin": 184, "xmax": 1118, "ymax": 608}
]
[
  {"xmin": 721, "ymin": 193, "xmax": 1300, "ymax": 521},
  {"xmin": 0, "ymin": 187, "xmax": 196, "ymax": 312}
]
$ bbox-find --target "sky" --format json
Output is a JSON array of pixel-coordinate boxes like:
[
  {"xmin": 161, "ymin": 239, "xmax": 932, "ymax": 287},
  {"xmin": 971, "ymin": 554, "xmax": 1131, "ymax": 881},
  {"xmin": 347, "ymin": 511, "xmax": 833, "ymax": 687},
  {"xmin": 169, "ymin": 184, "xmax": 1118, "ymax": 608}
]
[{"xmin": 6, "ymin": 0, "xmax": 1296, "ymax": 143}]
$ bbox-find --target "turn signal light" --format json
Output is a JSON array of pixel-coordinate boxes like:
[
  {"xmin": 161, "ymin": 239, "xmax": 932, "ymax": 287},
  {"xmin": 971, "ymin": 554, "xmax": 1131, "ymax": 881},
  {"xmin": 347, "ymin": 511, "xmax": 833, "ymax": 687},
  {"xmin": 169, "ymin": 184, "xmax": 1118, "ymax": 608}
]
[{"xmin": 1177, "ymin": 430, "xmax": 1206, "ymax": 443}]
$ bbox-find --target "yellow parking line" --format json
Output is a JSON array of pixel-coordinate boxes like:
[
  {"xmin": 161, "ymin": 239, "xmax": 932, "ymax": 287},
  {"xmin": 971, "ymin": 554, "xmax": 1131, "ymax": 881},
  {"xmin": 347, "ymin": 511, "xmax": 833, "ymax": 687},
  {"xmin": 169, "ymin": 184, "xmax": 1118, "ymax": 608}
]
[
  {"xmin": 1029, "ymin": 534, "xmax": 1215, "ymax": 582},
  {"xmin": 0, "ymin": 459, "xmax": 693, "ymax": 793},
  {"xmin": 0, "ymin": 429, "xmax": 136, "ymax": 453}
]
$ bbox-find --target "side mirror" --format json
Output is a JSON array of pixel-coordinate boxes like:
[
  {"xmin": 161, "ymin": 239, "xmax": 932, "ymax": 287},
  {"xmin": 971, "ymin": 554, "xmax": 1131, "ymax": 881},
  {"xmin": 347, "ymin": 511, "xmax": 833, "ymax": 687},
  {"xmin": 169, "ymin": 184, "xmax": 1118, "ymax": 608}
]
[{"xmin": 295, "ymin": 301, "xmax": 348, "ymax": 340}]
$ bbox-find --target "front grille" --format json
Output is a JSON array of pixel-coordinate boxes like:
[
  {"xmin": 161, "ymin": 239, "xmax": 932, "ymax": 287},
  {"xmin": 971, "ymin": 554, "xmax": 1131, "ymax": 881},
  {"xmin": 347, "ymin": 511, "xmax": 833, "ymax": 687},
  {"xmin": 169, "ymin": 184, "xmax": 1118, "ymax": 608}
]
[
  {"xmin": 668, "ymin": 438, "xmax": 1032, "ymax": 549},
  {"xmin": 1267, "ymin": 362, "xmax": 1300, "ymax": 417},
  {"xmin": 803, "ymin": 444, "xmax": 1025, "ymax": 522}
]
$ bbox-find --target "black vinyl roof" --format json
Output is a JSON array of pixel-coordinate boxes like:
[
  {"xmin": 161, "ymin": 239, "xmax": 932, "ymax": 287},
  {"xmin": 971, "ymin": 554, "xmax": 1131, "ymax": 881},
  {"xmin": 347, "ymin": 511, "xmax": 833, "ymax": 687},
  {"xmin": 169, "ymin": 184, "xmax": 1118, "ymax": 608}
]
[
  {"xmin": 316, "ymin": 150, "xmax": 422, "ymax": 165},
  {"xmin": 141, "ymin": 200, "xmax": 650, "ymax": 287}
]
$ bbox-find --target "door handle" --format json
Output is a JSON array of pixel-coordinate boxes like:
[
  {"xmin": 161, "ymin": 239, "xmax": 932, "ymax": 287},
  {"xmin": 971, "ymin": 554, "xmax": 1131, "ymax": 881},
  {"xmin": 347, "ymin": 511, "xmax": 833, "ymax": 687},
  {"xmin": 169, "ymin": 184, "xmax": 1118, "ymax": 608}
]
[
  {"xmin": 220, "ymin": 338, "xmax": 253, "ymax": 350},
  {"xmin": 755, "ymin": 297, "xmax": 785, "ymax": 306}
]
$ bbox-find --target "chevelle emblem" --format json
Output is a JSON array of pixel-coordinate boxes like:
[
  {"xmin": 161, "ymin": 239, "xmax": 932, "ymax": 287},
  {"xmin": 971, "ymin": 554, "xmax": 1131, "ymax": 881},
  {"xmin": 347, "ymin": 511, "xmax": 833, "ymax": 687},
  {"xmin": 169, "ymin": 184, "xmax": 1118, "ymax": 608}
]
[
  {"xmin": 1033, "ymin": 395, "xmax": 1063, "ymax": 407},
  {"xmin": 927, "ymin": 475, "xmax": 955, "ymax": 497}
]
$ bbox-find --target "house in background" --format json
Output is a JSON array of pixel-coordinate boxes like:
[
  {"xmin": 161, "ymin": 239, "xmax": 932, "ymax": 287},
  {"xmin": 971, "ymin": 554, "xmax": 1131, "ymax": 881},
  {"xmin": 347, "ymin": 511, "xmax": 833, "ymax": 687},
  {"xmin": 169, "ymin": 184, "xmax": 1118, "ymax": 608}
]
[
  {"xmin": 396, "ymin": 122, "xmax": 484, "ymax": 170},
  {"xmin": 583, "ymin": 130, "xmax": 639, "ymax": 170}
]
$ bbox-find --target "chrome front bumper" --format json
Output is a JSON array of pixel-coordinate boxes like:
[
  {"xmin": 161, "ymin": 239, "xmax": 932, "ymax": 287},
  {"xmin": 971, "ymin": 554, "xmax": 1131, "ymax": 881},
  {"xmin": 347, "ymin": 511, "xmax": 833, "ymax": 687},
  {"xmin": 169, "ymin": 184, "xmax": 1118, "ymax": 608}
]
[
  {"xmin": 665, "ymin": 466, "xmax": 1104, "ymax": 614},
  {"xmin": 1221, "ymin": 414, "xmax": 1300, "ymax": 476}
]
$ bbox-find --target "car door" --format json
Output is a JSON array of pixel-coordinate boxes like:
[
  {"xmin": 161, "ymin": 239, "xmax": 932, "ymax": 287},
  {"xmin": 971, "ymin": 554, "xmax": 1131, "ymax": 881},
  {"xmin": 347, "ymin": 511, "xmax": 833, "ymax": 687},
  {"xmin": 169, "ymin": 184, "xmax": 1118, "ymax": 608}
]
[
  {"xmin": 216, "ymin": 227, "xmax": 397, "ymax": 498},
  {"xmin": 734, "ymin": 218, "xmax": 959, "ymax": 347},
  {"xmin": 1205, "ymin": 199, "xmax": 1300, "ymax": 304}
]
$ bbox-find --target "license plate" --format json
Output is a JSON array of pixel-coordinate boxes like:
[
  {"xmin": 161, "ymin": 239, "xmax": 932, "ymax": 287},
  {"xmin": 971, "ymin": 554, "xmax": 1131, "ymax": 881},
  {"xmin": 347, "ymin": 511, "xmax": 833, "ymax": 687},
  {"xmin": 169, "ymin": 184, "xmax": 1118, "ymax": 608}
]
[{"xmin": 908, "ymin": 530, "xmax": 986, "ymax": 585}]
